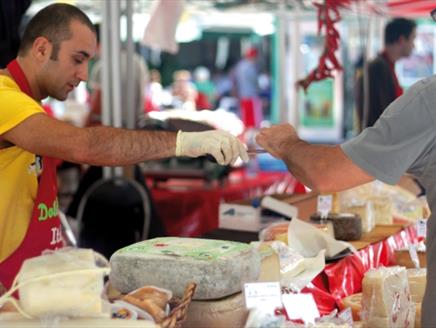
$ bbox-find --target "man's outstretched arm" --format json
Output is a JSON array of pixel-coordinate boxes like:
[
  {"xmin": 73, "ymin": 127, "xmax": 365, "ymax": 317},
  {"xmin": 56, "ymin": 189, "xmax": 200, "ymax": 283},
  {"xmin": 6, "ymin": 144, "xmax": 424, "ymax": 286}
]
[
  {"xmin": 2, "ymin": 113, "xmax": 248, "ymax": 166},
  {"xmin": 255, "ymin": 123, "xmax": 373, "ymax": 192}
]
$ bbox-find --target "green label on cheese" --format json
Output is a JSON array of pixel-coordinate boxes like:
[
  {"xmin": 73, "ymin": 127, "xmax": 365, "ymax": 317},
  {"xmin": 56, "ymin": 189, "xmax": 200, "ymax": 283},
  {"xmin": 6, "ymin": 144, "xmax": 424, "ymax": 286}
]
[{"xmin": 117, "ymin": 237, "xmax": 251, "ymax": 261}]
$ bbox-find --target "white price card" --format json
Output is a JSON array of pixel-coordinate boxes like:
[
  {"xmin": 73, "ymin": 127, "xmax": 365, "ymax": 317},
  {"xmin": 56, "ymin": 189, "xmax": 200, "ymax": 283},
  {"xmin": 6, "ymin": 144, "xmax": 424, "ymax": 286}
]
[
  {"xmin": 416, "ymin": 219, "xmax": 427, "ymax": 239},
  {"xmin": 317, "ymin": 195, "xmax": 333, "ymax": 218},
  {"xmin": 282, "ymin": 293, "xmax": 320, "ymax": 324},
  {"xmin": 244, "ymin": 282, "xmax": 282, "ymax": 313}
]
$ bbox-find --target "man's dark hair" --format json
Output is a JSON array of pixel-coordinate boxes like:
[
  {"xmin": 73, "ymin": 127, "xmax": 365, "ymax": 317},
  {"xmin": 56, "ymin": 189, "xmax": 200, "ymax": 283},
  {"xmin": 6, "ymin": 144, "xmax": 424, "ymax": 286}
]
[
  {"xmin": 384, "ymin": 18, "xmax": 416, "ymax": 45},
  {"xmin": 18, "ymin": 3, "xmax": 95, "ymax": 60}
]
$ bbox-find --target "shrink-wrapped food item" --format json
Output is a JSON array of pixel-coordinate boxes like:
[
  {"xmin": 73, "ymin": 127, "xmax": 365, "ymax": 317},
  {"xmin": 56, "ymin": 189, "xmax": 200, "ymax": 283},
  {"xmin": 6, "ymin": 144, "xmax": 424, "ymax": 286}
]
[
  {"xmin": 369, "ymin": 196, "xmax": 393, "ymax": 225},
  {"xmin": 407, "ymin": 269, "xmax": 426, "ymax": 303},
  {"xmin": 110, "ymin": 237, "xmax": 260, "ymax": 300},
  {"xmin": 361, "ymin": 266, "xmax": 412, "ymax": 328},
  {"xmin": 6, "ymin": 248, "xmax": 109, "ymax": 319}
]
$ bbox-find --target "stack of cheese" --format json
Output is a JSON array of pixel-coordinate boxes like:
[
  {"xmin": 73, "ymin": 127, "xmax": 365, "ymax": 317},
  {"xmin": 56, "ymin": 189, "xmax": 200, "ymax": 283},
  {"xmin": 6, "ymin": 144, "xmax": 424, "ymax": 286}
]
[
  {"xmin": 110, "ymin": 237, "xmax": 261, "ymax": 328},
  {"xmin": 361, "ymin": 266, "xmax": 415, "ymax": 328},
  {"xmin": 339, "ymin": 181, "xmax": 425, "ymax": 231}
]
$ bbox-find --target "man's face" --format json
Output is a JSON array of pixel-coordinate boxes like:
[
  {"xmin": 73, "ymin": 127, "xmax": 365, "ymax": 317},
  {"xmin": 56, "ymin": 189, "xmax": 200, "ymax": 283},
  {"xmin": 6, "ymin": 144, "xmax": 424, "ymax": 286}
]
[
  {"xmin": 401, "ymin": 28, "xmax": 416, "ymax": 58},
  {"xmin": 40, "ymin": 20, "xmax": 97, "ymax": 100}
]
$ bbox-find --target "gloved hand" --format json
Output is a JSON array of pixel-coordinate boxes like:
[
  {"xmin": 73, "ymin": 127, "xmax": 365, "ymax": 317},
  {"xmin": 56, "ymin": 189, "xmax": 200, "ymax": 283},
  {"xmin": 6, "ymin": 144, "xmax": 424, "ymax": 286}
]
[{"xmin": 176, "ymin": 130, "xmax": 249, "ymax": 165}]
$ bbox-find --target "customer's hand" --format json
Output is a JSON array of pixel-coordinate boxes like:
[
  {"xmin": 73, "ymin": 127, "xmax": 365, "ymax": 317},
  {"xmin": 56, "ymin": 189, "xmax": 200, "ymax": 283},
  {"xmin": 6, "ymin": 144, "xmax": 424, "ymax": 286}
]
[
  {"xmin": 176, "ymin": 130, "xmax": 249, "ymax": 165},
  {"xmin": 255, "ymin": 123, "xmax": 300, "ymax": 159}
]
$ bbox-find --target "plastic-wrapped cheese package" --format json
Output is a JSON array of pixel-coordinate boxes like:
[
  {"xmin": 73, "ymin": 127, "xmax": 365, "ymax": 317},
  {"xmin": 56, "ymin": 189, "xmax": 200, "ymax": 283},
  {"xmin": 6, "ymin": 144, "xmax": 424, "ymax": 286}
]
[
  {"xmin": 361, "ymin": 266, "xmax": 412, "ymax": 328},
  {"xmin": 407, "ymin": 268, "xmax": 426, "ymax": 303},
  {"xmin": 369, "ymin": 196, "xmax": 393, "ymax": 225},
  {"xmin": 0, "ymin": 248, "xmax": 110, "ymax": 319}
]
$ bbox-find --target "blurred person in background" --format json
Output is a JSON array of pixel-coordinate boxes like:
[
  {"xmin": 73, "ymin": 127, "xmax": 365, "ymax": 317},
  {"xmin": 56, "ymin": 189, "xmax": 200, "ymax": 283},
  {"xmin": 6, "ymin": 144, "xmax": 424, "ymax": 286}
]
[
  {"xmin": 193, "ymin": 66, "xmax": 216, "ymax": 110},
  {"xmin": 213, "ymin": 67, "xmax": 235, "ymax": 111},
  {"xmin": 170, "ymin": 70, "xmax": 198, "ymax": 111},
  {"xmin": 86, "ymin": 24, "xmax": 149, "ymax": 128},
  {"xmin": 144, "ymin": 69, "xmax": 164, "ymax": 112},
  {"xmin": 233, "ymin": 47, "xmax": 263, "ymax": 128},
  {"xmin": 355, "ymin": 17, "xmax": 416, "ymax": 130}
]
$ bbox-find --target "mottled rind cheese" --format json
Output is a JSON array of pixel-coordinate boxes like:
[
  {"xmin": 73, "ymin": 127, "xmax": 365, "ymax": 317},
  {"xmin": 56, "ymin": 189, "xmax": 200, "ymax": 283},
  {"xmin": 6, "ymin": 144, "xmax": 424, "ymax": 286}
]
[{"xmin": 110, "ymin": 237, "xmax": 260, "ymax": 300}]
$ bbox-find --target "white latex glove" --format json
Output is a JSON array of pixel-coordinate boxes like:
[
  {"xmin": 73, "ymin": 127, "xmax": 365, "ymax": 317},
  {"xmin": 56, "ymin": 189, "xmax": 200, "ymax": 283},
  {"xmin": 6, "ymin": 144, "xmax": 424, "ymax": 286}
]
[{"xmin": 176, "ymin": 130, "xmax": 249, "ymax": 165}]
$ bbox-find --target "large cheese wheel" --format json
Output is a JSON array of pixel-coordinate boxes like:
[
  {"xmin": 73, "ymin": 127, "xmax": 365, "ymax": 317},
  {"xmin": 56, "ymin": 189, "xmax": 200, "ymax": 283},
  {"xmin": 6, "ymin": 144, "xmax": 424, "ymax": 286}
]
[
  {"xmin": 182, "ymin": 292, "xmax": 248, "ymax": 328},
  {"xmin": 110, "ymin": 237, "xmax": 260, "ymax": 300},
  {"xmin": 407, "ymin": 269, "xmax": 426, "ymax": 303}
]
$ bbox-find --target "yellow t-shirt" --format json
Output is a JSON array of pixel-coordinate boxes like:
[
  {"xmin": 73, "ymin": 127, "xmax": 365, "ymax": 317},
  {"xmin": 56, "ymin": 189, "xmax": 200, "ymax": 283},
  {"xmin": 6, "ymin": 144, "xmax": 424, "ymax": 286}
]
[{"xmin": 0, "ymin": 75, "xmax": 45, "ymax": 261}]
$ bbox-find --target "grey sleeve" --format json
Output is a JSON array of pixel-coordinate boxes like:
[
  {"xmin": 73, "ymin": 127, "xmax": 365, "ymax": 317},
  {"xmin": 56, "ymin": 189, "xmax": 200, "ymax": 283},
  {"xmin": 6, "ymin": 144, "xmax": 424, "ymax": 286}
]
[{"xmin": 341, "ymin": 79, "xmax": 436, "ymax": 185}]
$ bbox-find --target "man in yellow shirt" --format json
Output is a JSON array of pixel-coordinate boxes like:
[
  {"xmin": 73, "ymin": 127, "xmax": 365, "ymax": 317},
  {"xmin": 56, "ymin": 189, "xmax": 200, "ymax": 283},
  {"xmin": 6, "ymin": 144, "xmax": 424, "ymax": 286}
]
[{"xmin": 0, "ymin": 3, "xmax": 248, "ymax": 289}]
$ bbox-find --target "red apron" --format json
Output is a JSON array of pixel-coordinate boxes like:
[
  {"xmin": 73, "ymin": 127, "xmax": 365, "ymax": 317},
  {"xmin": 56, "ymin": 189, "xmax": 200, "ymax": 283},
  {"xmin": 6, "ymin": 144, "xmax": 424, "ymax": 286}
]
[{"xmin": 0, "ymin": 60, "xmax": 64, "ymax": 290}]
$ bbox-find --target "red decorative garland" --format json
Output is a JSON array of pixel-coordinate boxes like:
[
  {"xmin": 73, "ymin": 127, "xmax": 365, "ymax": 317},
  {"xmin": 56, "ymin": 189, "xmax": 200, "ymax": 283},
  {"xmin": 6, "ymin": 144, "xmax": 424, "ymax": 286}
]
[{"xmin": 297, "ymin": 0, "xmax": 352, "ymax": 91}]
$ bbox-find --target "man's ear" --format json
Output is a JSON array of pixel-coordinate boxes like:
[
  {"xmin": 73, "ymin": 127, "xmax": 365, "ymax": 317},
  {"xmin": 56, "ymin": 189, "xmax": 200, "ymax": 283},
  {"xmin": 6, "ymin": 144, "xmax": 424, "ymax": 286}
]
[{"xmin": 32, "ymin": 37, "xmax": 52, "ymax": 62}]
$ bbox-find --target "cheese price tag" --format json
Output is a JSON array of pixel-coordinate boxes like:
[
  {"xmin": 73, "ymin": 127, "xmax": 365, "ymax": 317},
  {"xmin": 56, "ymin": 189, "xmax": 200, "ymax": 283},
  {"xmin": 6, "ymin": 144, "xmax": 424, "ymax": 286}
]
[
  {"xmin": 416, "ymin": 219, "xmax": 427, "ymax": 239},
  {"xmin": 282, "ymin": 293, "xmax": 320, "ymax": 324},
  {"xmin": 317, "ymin": 195, "xmax": 332, "ymax": 219},
  {"xmin": 244, "ymin": 282, "xmax": 282, "ymax": 314}
]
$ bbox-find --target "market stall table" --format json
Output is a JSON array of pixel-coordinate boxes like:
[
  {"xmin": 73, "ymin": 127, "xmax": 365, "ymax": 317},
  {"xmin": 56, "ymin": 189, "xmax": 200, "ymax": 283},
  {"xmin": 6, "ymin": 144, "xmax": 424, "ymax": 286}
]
[{"xmin": 147, "ymin": 170, "xmax": 306, "ymax": 237}]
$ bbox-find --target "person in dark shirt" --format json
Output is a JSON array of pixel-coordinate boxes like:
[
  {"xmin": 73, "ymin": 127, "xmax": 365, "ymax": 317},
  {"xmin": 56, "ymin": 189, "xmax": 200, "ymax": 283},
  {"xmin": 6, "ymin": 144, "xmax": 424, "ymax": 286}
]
[{"xmin": 356, "ymin": 17, "xmax": 416, "ymax": 130}]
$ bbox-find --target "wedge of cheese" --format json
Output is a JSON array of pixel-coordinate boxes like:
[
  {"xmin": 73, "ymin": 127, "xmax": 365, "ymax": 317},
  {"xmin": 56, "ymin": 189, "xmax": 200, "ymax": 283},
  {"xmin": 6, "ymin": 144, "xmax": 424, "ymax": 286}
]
[
  {"xmin": 363, "ymin": 303, "xmax": 416, "ymax": 328},
  {"xmin": 18, "ymin": 249, "xmax": 106, "ymax": 318},
  {"xmin": 362, "ymin": 266, "xmax": 410, "ymax": 324},
  {"xmin": 407, "ymin": 269, "xmax": 426, "ymax": 303},
  {"xmin": 110, "ymin": 237, "xmax": 260, "ymax": 300}
]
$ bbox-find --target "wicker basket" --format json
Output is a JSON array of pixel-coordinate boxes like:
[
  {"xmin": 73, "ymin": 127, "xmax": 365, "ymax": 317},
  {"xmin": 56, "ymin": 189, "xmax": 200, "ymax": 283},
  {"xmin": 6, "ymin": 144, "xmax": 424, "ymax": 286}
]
[
  {"xmin": 160, "ymin": 283, "xmax": 196, "ymax": 328},
  {"xmin": 106, "ymin": 282, "xmax": 196, "ymax": 328}
]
